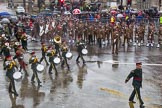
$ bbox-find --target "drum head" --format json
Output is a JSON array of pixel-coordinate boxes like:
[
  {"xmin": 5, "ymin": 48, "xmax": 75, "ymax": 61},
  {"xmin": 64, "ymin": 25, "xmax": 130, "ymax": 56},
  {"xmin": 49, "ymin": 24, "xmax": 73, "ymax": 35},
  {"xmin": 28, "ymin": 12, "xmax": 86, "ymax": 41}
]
[
  {"xmin": 82, "ymin": 49, "xmax": 88, "ymax": 55},
  {"xmin": 13, "ymin": 72, "xmax": 22, "ymax": 80},
  {"xmin": 36, "ymin": 64, "xmax": 44, "ymax": 72},
  {"xmin": 66, "ymin": 52, "xmax": 72, "ymax": 58},
  {"xmin": 54, "ymin": 57, "xmax": 61, "ymax": 64}
]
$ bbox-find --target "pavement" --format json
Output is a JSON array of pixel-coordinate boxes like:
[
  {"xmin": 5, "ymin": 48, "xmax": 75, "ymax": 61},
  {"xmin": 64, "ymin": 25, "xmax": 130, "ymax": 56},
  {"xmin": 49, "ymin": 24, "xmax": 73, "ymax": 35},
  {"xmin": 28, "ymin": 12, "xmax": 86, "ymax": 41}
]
[
  {"xmin": 0, "ymin": 40, "xmax": 162, "ymax": 108},
  {"xmin": 0, "ymin": 3, "xmax": 162, "ymax": 108}
]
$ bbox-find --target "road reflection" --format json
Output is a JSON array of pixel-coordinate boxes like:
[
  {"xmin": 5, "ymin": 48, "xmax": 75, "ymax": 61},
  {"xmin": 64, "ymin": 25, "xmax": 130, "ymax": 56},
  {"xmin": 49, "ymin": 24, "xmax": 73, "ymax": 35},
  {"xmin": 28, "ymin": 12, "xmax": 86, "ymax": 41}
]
[
  {"xmin": 9, "ymin": 93, "xmax": 24, "ymax": 108},
  {"xmin": 77, "ymin": 64, "xmax": 87, "ymax": 89}
]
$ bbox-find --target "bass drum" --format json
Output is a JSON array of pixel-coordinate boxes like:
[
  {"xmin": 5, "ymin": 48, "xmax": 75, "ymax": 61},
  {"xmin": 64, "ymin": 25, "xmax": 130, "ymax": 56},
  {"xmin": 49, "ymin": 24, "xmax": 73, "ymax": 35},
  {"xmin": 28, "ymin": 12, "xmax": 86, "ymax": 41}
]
[
  {"xmin": 54, "ymin": 57, "xmax": 61, "ymax": 64},
  {"xmin": 81, "ymin": 48, "xmax": 88, "ymax": 55},
  {"xmin": 13, "ymin": 71, "xmax": 22, "ymax": 82},
  {"xmin": 66, "ymin": 52, "xmax": 73, "ymax": 60},
  {"xmin": 36, "ymin": 64, "xmax": 45, "ymax": 73}
]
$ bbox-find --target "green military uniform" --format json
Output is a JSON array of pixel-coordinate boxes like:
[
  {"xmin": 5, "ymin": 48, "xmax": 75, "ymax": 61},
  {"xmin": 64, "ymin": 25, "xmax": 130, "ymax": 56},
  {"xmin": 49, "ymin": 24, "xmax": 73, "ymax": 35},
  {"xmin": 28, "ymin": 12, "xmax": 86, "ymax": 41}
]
[
  {"xmin": 47, "ymin": 49, "xmax": 58, "ymax": 75},
  {"xmin": 5, "ymin": 59, "xmax": 18, "ymax": 96},
  {"xmin": 125, "ymin": 63, "xmax": 144, "ymax": 108},
  {"xmin": 29, "ymin": 54, "xmax": 41, "ymax": 86}
]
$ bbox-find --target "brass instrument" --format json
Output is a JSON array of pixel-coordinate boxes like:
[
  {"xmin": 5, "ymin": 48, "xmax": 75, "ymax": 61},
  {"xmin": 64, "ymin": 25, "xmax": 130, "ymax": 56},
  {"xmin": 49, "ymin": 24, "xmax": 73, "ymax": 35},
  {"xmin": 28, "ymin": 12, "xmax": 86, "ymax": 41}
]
[{"xmin": 54, "ymin": 35, "xmax": 61, "ymax": 44}]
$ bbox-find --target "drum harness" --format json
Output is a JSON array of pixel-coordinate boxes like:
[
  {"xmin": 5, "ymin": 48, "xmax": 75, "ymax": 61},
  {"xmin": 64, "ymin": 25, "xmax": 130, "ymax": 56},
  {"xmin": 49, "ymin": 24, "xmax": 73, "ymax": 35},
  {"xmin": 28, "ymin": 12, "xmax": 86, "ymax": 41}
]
[{"xmin": 6, "ymin": 61, "xmax": 16, "ymax": 70}]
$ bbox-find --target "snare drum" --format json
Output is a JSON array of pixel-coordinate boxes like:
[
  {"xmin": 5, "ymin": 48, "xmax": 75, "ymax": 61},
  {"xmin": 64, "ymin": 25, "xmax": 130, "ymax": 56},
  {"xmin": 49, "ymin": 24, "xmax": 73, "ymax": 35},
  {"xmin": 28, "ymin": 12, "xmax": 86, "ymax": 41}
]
[
  {"xmin": 66, "ymin": 52, "xmax": 73, "ymax": 60},
  {"xmin": 54, "ymin": 57, "xmax": 61, "ymax": 64},
  {"xmin": 13, "ymin": 72, "xmax": 22, "ymax": 82},
  {"xmin": 36, "ymin": 64, "xmax": 45, "ymax": 73},
  {"xmin": 81, "ymin": 48, "xmax": 88, "ymax": 55}
]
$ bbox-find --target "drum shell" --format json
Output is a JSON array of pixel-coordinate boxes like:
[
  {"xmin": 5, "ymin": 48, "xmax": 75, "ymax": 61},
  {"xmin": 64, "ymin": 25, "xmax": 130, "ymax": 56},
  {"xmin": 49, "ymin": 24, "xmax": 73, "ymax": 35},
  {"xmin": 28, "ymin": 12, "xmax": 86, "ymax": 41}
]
[
  {"xmin": 36, "ymin": 64, "xmax": 45, "ymax": 73},
  {"xmin": 53, "ymin": 57, "xmax": 61, "ymax": 65},
  {"xmin": 65, "ymin": 52, "xmax": 73, "ymax": 60},
  {"xmin": 81, "ymin": 48, "xmax": 88, "ymax": 55},
  {"xmin": 13, "ymin": 72, "xmax": 22, "ymax": 82}
]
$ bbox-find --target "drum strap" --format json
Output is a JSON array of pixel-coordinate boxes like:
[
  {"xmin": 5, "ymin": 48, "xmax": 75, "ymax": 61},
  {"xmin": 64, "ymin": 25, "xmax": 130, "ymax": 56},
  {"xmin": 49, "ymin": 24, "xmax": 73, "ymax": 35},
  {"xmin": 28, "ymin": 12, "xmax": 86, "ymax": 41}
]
[
  {"xmin": 7, "ymin": 61, "xmax": 16, "ymax": 69},
  {"xmin": 7, "ymin": 63, "xmax": 13, "ymax": 69},
  {"xmin": 34, "ymin": 58, "xmax": 38, "ymax": 63},
  {"xmin": 43, "ymin": 47, "xmax": 47, "ymax": 52},
  {"xmin": 51, "ymin": 50, "xmax": 55, "ymax": 56}
]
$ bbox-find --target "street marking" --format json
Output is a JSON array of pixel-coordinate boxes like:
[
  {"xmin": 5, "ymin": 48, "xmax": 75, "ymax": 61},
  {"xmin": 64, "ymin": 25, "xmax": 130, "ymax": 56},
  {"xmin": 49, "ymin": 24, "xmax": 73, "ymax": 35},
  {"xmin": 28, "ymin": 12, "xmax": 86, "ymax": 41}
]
[
  {"xmin": 143, "ymin": 97, "xmax": 151, "ymax": 102},
  {"xmin": 100, "ymin": 87, "xmax": 152, "ymax": 102},
  {"xmin": 103, "ymin": 60, "xmax": 162, "ymax": 66},
  {"xmin": 100, "ymin": 88, "xmax": 124, "ymax": 97}
]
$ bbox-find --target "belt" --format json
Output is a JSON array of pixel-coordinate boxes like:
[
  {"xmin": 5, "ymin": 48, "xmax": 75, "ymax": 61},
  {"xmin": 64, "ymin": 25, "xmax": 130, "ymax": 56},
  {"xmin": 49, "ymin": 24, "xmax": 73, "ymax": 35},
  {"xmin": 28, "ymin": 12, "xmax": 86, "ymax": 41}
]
[{"xmin": 134, "ymin": 77, "xmax": 142, "ymax": 81}]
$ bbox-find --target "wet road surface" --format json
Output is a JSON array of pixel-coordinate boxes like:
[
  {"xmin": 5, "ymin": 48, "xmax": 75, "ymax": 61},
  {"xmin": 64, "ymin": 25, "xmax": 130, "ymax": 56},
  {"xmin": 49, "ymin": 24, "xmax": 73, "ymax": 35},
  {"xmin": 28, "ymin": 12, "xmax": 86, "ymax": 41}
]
[
  {"xmin": 0, "ymin": 41, "xmax": 162, "ymax": 108},
  {"xmin": 0, "ymin": 3, "xmax": 162, "ymax": 108}
]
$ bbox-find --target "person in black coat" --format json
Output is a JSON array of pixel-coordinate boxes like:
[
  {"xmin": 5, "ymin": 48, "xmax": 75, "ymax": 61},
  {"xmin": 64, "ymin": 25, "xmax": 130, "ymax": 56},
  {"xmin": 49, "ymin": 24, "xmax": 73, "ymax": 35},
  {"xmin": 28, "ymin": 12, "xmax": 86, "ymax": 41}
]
[
  {"xmin": 47, "ymin": 46, "xmax": 58, "ymax": 75},
  {"xmin": 125, "ymin": 62, "xmax": 144, "ymax": 108},
  {"xmin": 5, "ymin": 55, "xmax": 18, "ymax": 96},
  {"xmin": 61, "ymin": 41, "xmax": 70, "ymax": 70},
  {"xmin": 76, "ymin": 38, "xmax": 86, "ymax": 64},
  {"xmin": 0, "ymin": 42, "xmax": 11, "ymax": 70},
  {"xmin": 21, "ymin": 32, "xmax": 28, "ymax": 51},
  {"xmin": 29, "ymin": 51, "xmax": 41, "ymax": 86},
  {"xmin": 39, "ymin": 42, "xmax": 49, "ymax": 65}
]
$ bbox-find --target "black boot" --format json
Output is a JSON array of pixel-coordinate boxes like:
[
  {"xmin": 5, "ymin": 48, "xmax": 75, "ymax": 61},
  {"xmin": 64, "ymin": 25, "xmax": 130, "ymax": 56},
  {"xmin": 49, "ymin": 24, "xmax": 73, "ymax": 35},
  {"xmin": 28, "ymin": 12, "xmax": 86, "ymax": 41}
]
[
  {"xmin": 140, "ymin": 105, "xmax": 145, "ymax": 108},
  {"xmin": 14, "ymin": 92, "xmax": 19, "ymax": 96}
]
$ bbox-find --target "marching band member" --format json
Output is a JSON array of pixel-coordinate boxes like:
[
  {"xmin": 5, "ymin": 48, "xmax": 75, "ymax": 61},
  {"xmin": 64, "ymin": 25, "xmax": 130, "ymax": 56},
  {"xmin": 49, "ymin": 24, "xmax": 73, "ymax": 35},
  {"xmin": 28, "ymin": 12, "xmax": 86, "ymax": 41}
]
[
  {"xmin": 112, "ymin": 26, "xmax": 119, "ymax": 54},
  {"xmin": 53, "ymin": 35, "xmax": 62, "ymax": 57},
  {"xmin": 29, "ymin": 51, "xmax": 42, "ymax": 86},
  {"xmin": 39, "ymin": 42, "xmax": 49, "ymax": 66},
  {"xmin": 13, "ymin": 41, "xmax": 20, "ymax": 53},
  {"xmin": 76, "ymin": 38, "xmax": 86, "ymax": 64},
  {"xmin": 13, "ymin": 45, "xmax": 28, "ymax": 76},
  {"xmin": 61, "ymin": 41, "xmax": 70, "ymax": 70},
  {"xmin": 20, "ymin": 32, "xmax": 28, "ymax": 51},
  {"xmin": 157, "ymin": 25, "xmax": 162, "ymax": 48},
  {"xmin": 147, "ymin": 24, "xmax": 155, "ymax": 47},
  {"xmin": 47, "ymin": 46, "xmax": 58, "ymax": 75},
  {"xmin": 0, "ymin": 42, "xmax": 11, "ymax": 70},
  {"xmin": 122, "ymin": 25, "xmax": 131, "ymax": 46},
  {"xmin": 5, "ymin": 55, "xmax": 18, "ymax": 96}
]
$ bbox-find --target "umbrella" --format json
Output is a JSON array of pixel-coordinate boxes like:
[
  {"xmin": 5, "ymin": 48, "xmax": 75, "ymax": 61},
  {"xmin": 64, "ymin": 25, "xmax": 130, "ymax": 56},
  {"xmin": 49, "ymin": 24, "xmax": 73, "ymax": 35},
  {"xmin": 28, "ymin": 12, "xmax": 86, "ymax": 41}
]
[
  {"xmin": 110, "ymin": 10, "xmax": 117, "ymax": 14},
  {"xmin": 117, "ymin": 14, "xmax": 123, "ymax": 18},
  {"xmin": 130, "ymin": 9, "xmax": 138, "ymax": 14},
  {"xmin": 0, "ymin": 12, "xmax": 10, "ymax": 16},
  {"xmin": 1, "ymin": 18, "xmax": 10, "ymax": 23},
  {"xmin": 72, "ymin": 9, "xmax": 81, "ymax": 15}
]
